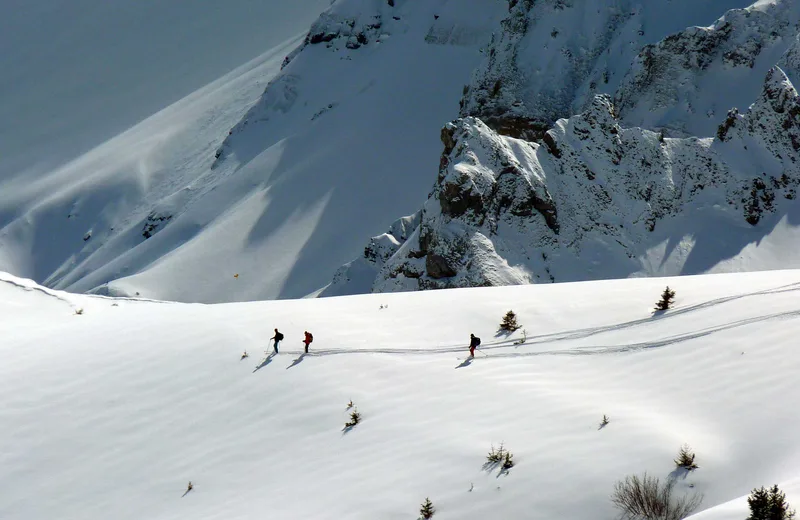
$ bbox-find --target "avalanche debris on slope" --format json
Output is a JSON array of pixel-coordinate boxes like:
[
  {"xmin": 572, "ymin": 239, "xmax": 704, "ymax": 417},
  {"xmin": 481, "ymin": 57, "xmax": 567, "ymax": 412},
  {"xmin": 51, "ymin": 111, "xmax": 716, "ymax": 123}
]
[{"xmin": 332, "ymin": 67, "xmax": 800, "ymax": 294}]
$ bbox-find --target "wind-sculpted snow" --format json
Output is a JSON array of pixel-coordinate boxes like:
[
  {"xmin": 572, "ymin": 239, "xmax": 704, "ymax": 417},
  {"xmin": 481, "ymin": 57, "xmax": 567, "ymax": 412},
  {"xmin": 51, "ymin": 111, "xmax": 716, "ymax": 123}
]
[{"xmin": 333, "ymin": 67, "xmax": 800, "ymax": 294}]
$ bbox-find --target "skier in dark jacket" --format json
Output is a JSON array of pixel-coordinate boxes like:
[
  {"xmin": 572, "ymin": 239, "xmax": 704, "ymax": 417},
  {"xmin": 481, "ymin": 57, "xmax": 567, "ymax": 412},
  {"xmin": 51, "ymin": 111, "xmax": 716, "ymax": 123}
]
[
  {"xmin": 270, "ymin": 329, "xmax": 284, "ymax": 353},
  {"xmin": 469, "ymin": 333, "xmax": 481, "ymax": 357},
  {"xmin": 303, "ymin": 331, "xmax": 313, "ymax": 353}
]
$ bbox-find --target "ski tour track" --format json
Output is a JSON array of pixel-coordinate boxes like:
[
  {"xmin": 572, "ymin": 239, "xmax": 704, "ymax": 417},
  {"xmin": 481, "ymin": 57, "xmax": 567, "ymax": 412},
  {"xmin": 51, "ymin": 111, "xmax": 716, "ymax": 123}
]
[{"xmin": 247, "ymin": 281, "xmax": 800, "ymax": 367}]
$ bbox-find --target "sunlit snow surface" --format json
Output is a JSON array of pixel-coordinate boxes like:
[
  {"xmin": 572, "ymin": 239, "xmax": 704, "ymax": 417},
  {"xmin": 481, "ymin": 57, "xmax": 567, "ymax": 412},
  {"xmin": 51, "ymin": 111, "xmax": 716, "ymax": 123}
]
[{"xmin": 1, "ymin": 270, "xmax": 799, "ymax": 519}]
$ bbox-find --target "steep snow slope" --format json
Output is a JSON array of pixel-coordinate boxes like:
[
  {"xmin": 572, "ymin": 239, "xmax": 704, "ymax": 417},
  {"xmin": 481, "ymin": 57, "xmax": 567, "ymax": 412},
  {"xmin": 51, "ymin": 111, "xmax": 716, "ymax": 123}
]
[
  {"xmin": 2, "ymin": 270, "xmax": 800, "ymax": 519},
  {"xmin": 0, "ymin": 0, "xmax": 507, "ymax": 303},
  {"xmin": 616, "ymin": 0, "xmax": 800, "ymax": 136},
  {"xmin": 0, "ymin": 0, "xmax": 331, "ymax": 180},
  {"xmin": 0, "ymin": 39, "xmax": 300, "ymax": 298}
]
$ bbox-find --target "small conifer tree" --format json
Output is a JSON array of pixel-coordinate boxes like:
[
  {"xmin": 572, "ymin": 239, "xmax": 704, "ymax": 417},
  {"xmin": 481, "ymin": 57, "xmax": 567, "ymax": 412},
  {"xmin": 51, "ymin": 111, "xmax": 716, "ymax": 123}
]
[
  {"xmin": 600, "ymin": 415, "xmax": 610, "ymax": 428},
  {"xmin": 500, "ymin": 310, "xmax": 521, "ymax": 332},
  {"xmin": 655, "ymin": 286, "xmax": 676, "ymax": 311},
  {"xmin": 674, "ymin": 444, "xmax": 698, "ymax": 471},
  {"xmin": 487, "ymin": 443, "xmax": 505, "ymax": 464},
  {"xmin": 502, "ymin": 451, "xmax": 515, "ymax": 470},
  {"xmin": 747, "ymin": 485, "xmax": 796, "ymax": 520},
  {"xmin": 419, "ymin": 497, "xmax": 435, "ymax": 519},
  {"xmin": 345, "ymin": 408, "xmax": 361, "ymax": 428}
]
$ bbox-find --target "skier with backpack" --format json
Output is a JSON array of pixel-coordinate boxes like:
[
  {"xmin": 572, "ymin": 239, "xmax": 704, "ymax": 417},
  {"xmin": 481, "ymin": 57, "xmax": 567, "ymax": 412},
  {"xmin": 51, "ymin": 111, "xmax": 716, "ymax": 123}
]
[
  {"xmin": 270, "ymin": 328, "xmax": 284, "ymax": 353},
  {"xmin": 303, "ymin": 331, "xmax": 313, "ymax": 353},
  {"xmin": 469, "ymin": 333, "xmax": 481, "ymax": 357}
]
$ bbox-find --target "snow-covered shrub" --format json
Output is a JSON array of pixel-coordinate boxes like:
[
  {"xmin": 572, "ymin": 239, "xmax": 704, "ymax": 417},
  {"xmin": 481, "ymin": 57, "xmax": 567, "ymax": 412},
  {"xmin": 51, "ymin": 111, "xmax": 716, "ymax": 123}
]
[
  {"xmin": 747, "ymin": 485, "xmax": 796, "ymax": 520},
  {"xmin": 74, "ymin": 308, "xmax": 84, "ymax": 315},
  {"xmin": 655, "ymin": 286, "xmax": 676, "ymax": 311},
  {"xmin": 500, "ymin": 310, "xmax": 521, "ymax": 332},
  {"xmin": 612, "ymin": 473, "xmax": 702, "ymax": 520},
  {"xmin": 419, "ymin": 497, "xmax": 435, "ymax": 519},
  {"xmin": 674, "ymin": 444, "xmax": 698, "ymax": 471}
]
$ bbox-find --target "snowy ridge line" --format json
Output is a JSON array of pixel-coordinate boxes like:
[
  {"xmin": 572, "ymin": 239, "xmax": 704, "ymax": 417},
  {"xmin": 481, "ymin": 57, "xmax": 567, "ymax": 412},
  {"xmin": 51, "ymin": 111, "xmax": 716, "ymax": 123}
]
[
  {"xmin": 0, "ymin": 276, "xmax": 75, "ymax": 309},
  {"xmin": 0, "ymin": 273, "xmax": 176, "ymax": 307}
]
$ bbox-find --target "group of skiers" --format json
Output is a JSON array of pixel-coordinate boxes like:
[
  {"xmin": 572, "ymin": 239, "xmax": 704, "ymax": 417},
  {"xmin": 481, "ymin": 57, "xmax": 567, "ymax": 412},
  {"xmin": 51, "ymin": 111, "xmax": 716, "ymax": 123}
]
[
  {"xmin": 243, "ymin": 329, "xmax": 479, "ymax": 359},
  {"xmin": 268, "ymin": 328, "xmax": 313, "ymax": 354}
]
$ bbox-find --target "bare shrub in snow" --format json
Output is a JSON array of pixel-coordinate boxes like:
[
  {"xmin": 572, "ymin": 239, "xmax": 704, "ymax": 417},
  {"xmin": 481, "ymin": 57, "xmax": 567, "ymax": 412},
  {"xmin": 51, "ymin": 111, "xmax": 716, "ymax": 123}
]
[
  {"xmin": 346, "ymin": 399, "xmax": 354, "ymax": 410},
  {"xmin": 500, "ymin": 310, "xmax": 520, "ymax": 332},
  {"xmin": 419, "ymin": 497, "xmax": 435, "ymax": 519},
  {"xmin": 655, "ymin": 286, "xmax": 676, "ymax": 311},
  {"xmin": 612, "ymin": 473, "xmax": 703, "ymax": 520},
  {"xmin": 747, "ymin": 485, "xmax": 796, "ymax": 520},
  {"xmin": 674, "ymin": 444, "xmax": 698, "ymax": 471}
]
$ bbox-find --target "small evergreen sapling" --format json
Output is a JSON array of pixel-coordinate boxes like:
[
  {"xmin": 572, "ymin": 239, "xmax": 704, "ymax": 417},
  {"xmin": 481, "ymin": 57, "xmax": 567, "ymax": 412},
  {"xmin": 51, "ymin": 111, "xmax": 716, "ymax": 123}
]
[
  {"xmin": 599, "ymin": 415, "xmax": 610, "ymax": 429},
  {"xmin": 500, "ymin": 310, "xmax": 521, "ymax": 332},
  {"xmin": 655, "ymin": 286, "xmax": 676, "ymax": 311},
  {"xmin": 486, "ymin": 443, "xmax": 506, "ymax": 464},
  {"xmin": 674, "ymin": 444, "xmax": 698, "ymax": 471},
  {"xmin": 747, "ymin": 485, "xmax": 796, "ymax": 520},
  {"xmin": 345, "ymin": 408, "xmax": 361, "ymax": 428},
  {"xmin": 502, "ymin": 451, "xmax": 515, "ymax": 471},
  {"xmin": 419, "ymin": 497, "xmax": 435, "ymax": 519}
]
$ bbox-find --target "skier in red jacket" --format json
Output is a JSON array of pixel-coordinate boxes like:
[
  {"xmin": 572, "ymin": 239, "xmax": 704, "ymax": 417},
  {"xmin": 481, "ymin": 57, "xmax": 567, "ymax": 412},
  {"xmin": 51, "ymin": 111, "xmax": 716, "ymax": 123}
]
[
  {"xmin": 303, "ymin": 331, "xmax": 313, "ymax": 353},
  {"xmin": 469, "ymin": 333, "xmax": 481, "ymax": 357}
]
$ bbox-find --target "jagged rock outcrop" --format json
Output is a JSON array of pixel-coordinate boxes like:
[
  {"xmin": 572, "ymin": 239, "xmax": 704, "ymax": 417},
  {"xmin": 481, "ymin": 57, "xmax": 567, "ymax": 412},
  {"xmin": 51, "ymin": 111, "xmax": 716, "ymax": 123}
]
[
  {"xmin": 460, "ymin": 0, "xmax": 756, "ymax": 141},
  {"xmin": 322, "ymin": 212, "xmax": 420, "ymax": 297},
  {"xmin": 616, "ymin": 0, "xmax": 800, "ymax": 137},
  {"xmin": 333, "ymin": 66, "xmax": 800, "ymax": 293}
]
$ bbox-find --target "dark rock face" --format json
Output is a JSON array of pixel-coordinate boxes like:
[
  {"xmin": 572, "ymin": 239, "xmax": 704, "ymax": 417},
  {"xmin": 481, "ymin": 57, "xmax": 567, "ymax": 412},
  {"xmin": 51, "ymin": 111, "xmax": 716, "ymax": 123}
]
[
  {"xmin": 142, "ymin": 213, "xmax": 172, "ymax": 240},
  {"xmin": 329, "ymin": 66, "xmax": 800, "ymax": 295}
]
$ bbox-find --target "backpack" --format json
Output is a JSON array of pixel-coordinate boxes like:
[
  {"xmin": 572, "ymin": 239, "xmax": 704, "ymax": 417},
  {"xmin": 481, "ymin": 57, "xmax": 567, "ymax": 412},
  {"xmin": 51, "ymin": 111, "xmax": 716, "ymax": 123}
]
[
  {"xmin": 275, "ymin": 332, "xmax": 284, "ymax": 341},
  {"xmin": 307, "ymin": 333, "xmax": 313, "ymax": 342},
  {"xmin": 474, "ymin": 337, "xmax": 481, "ymax": 346}
]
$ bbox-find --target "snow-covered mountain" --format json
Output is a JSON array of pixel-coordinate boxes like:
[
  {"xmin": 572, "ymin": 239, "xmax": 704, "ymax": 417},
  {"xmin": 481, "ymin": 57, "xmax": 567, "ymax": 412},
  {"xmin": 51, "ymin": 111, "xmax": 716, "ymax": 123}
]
[
  {"xmin": 3, "ymin": 269, "xmax": 800, "ymax": 519},
  {"xmin": 3, "ymin": 0, "xmax": 800, "ymax": 302},
  {"xmin": 327, "ymin": 0, "xmax": 800, "ymax": 296}
]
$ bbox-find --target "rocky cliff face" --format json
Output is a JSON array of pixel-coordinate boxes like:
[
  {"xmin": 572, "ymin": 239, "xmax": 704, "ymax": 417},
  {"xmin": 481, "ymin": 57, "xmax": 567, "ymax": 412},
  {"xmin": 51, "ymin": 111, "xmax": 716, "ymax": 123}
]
[
  {"xmin": 329, "ymin": 64, "xmax": 800, "ymax": 294},
  {"xmin": 615, "ymin": 0, "xmax": 800, "ymax": 137},
  {"xmin": 458, "ymin": 0, "xmax": 766, "ymax": 140},
  {"xmin": 326, "ymin": 0, "xmax": 800, "ymax": 296}
]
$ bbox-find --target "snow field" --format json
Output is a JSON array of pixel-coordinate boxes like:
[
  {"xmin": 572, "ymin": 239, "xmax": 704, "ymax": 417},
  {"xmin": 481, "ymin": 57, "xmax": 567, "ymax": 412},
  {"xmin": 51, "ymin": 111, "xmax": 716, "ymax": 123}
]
[{"xmin": 1, "ymin": 270, "xmax": 799, "ymax": 519}]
